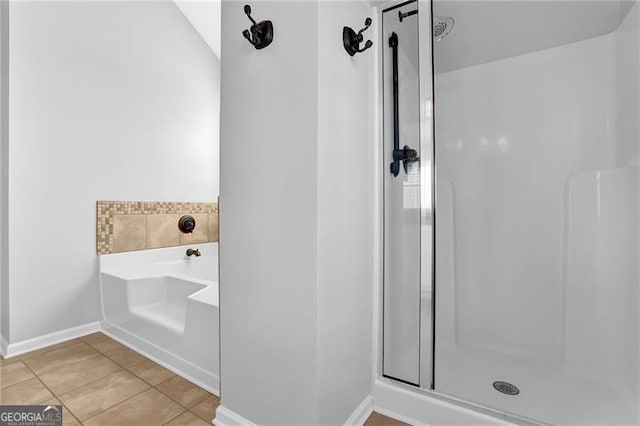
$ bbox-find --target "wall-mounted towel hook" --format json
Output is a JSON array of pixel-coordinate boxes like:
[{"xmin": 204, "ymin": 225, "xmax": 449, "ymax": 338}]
[
  {"xmin": 242, "ymin": 4, "xmax": 273, "ymax": 50},
  {"xmin": 343, "ymin": 18, "xmax": 373, "ymax": 56}
]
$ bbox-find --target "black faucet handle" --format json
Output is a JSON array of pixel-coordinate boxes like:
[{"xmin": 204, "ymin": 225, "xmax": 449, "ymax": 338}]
[{"xmin": 186, "ymin": 248, "xmax": 201, "ymax": 257}]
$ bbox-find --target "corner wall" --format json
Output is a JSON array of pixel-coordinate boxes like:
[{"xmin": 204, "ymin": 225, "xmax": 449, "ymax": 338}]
[
  {"xmin": 7, "ymin": 1, "xmax": 219, "ymax": 343},
  {"xmin": 219, "ymin": 1, "xmax": 320, "ymax": 423},
  {"xmin": 317, "ymin": 1, "xmax": 373, "ymax": 423},
  {"xmin": 219, "ymin": 1, "xmax": 372, "ymax": 423}
]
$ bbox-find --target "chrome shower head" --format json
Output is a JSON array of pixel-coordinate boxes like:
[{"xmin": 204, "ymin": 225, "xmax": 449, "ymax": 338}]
[{"xmin": 434, "ymin": 16, "xmax": 454, "ymax": 41}]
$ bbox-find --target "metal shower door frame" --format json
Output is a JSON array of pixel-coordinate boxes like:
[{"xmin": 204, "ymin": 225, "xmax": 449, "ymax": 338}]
[
  {"xmin": 379, "ymin": 0, "xmax": 436, "ymax": 391},
  {"xmin": 416, "ymin": 0, "xmax": 436, "ymax": 391}
]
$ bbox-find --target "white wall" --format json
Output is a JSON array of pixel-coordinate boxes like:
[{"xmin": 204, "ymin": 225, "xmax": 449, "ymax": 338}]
[
  {"xmin": 7, "ymin": 1, "xmax": 219, "ymax": 343},
  {"xmin": 219, "ymin": 2, "xmax": 319, "ymax": 423},
  {"xmin": 317, "ymin": 2, "xmax": 373, "ymax": 423},
  {"xmin": 175, "ymin": 1, "xmax": 221, "ymax": 59},
  {"xmin": 219, "ymin": 1, "xmax": 372, "ymax": 423},
  {"xmin": 0, "ymin": 0, "xmax": 9, "ymax": 344}
]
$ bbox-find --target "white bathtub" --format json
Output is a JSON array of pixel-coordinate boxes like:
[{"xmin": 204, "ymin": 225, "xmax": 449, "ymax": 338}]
[{"xmin": 98, "ymin": 243, "xmax": 218, "ymax": 394}]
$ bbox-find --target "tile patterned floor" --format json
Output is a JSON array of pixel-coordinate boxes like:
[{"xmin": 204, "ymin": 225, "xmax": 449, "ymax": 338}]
[
  {"xmin": 0, "ymin": 333, "xmax": 218, "ymax": 425},
  {"xmin": 0, "ymin": 333, "xmax": 407, "ymax": 425},
  {"xmin": 363, "ymin": 412, "xmax": 410, "ymax": 426}
]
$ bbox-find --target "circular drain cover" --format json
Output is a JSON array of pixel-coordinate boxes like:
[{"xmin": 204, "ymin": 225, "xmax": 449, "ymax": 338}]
[{"xmin": 493, "ymin": 381, "xmax": 520, "ymax": 395}]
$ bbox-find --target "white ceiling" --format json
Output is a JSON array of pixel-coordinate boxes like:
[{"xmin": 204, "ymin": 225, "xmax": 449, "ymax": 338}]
[
  {"xmin": 174, "ymin": 0, "xmax": 221, "ymax": 59},
  {"xmin": 434, "ymin": 1, "xmax": 634, "ymax": 73}
]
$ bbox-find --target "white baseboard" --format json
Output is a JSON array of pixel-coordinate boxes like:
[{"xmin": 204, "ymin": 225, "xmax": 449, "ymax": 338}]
[
  {"xmin": 214, "ymin": 406, "xmax": 257, "ymax": 426},
  {"xmin": 215, "ymin": 396, "xmax": 372, "ymax": 426},
  {"xmin": 3, "ymin": 322, "xmax": 100, "ymax": 358},
  {"xmin": 345, "ymin": 395, "xmax": 373, "ymax": 426},
  {"xmin": 2, "ymin": 321, "xmax": 220, "ymax": 397},
  {"xmin": 372, "ymin": 378, "xmax": 514, "ymax": 426},
  {"xmin": 0, "ymin": 334, "xmax": 7, "ymax": 358}
]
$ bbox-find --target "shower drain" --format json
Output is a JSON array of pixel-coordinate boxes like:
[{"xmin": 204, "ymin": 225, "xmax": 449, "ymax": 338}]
[{"xmin": 493, "ymin": 381, "xmax": 520, "ymax": 395}]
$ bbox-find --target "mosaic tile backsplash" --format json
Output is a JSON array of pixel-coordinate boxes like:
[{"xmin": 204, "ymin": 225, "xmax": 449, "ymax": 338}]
[{"xmin": 97, "ymin": 201, "xmax": 219, "ymax": 254}]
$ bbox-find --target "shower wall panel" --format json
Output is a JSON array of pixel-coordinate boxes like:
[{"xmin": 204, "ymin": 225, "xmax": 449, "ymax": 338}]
[
  {"xmin": 434, "ymin": 11, "xmax": 639, "ymax": 422},
  {"xmin": 617, "ymin": 0, "xmax": 640, "ymax": 167},
  {"xmin": 614, "ymin": 0, "xmax": 640, "ymax": 400},
  {"xmin": 436, "ymin": 34, "xmax": 615, "ymax": 361}
]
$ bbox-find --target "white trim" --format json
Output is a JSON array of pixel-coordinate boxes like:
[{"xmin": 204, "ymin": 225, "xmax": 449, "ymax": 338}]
[
  {"xmin": 213, "ymin": 406, "xmax": 257, "ymax": 426},
  {"xmin": 0, "ymin": 334, "xmax": 7, "ymax": 358},
  {"xmin": 3, "ymin": 321, "xmax": 100, "ymax": 358},
  {"xmin": 0, "ymin": 320, "xmax": 220, "ymax": 396},
  {"xmin": 372, "ymin": 379, "xmax": 518, "ymax": 426},
  {"xmin": 344, "ymin": 395, "xmax": 374, "ymax": 426},
  {"xmin": 371, "ymin": 0, "xmax": 385, "ymax": 383},
  {"xmin": 213, "ymin": 399, "xmax": 374, "ymax": 426}
]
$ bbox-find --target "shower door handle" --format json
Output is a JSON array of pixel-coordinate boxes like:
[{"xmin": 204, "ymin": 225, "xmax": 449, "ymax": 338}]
[
  {"xmin": 389, "ymin": 32, "xmax": 419, "ymax": 177},
  {"xmin": 390, "ymin": 32, "xmax": 401, "ymax": 177},
  {"xmin": 394, "ymin": 145, "xmax": 419, "ymax": 174}
]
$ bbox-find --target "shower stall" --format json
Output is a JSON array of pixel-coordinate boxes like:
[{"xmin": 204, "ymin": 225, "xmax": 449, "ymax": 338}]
[{"xmin": 380, "ymin": 0, "xmax": 640, "ymax": 423}]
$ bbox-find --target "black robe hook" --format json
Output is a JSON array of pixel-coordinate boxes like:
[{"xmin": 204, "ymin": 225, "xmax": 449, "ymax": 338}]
[
  {"xmin": 343, "ymin": 18, "xmax": 373, "ymax": 56},
  {"xmin": 242, "ymin": 4, "xmax": 273, "ymax": 50}
]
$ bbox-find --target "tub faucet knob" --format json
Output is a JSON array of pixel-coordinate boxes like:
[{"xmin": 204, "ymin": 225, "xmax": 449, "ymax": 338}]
[{"xmin": 186, "ymin": 248, "xmax": 201, "ymax": 257}]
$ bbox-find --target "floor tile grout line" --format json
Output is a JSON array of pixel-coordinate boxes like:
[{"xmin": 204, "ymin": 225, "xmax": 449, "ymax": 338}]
[
  {"xmin": 8, "ymin": 333, "xmax": 217, "ymax": 425},
  {"xmin": 77, "ymin": 333, "xmax": 185, "ymax": 424},
  {"xmin": 101, "ymin": 350, "xmax": 148, "ymax": 370},
  {"xmin": 49, "ymin": 352, "xmax": 153, "ymax": 423},
  {"xmin": 81, "ymin": 338, "xmax": 120, "ymax": 353},
  {"xmin": 25, "ymin": 352, "xmax": 105, "ymax": 388},
  {"xmin": 121, "ymin": 356, "xmax": 178, "ymax": 388},
  {"xmin": 65, "ymin": 380, "xmax": 151, "ymax": 424},
  {"xmin": 0, "ymin": 359, "xmax": 39, "ymax": 390},
  {"xmin": 18, "ymin": 355, "xmax": 81, "ymax": 424},
  {"xmin": 190, "ymin": 396, "xmax": 220, "ymax": 418},
  {"xmin": 85, "ymin": 337, "xmax": 156, "ymax": 371},
  {"xmin": 18, "ymin": 341, "xmax": 148, "ymax": 425},
  {"xmin": 16, "ymin": 337, "xmax": 111, "ymax": 426},
  {"xmin": 80, "ymin": 387, "xmax": 179, "ymax": 425},
  {"xmin": 19, "ymin": 340, "xmax": 96, "ymax": 362},
  {"xmin": 21, "ymin": 344, "xmax": 102, "ymax": 377},
  {"xmin": 160, "ymin": 409, "xmax": 190, "ymax": 426},
  {"xmin": 189, "ymin": 407, "xmax": 215, "ymax": 424},
  {"xmin": 116, "ymin": 352, "xmax": 148, "ymax": 369},
  {"xmin": 55, "ymin": 367, "xmax": 146, "ymax": 400},
  {"xmin": 17, "ymin": 338, "xmax": 85, "ymax": 361},
  {"xmin": 84, "ymin": 336, "xmax": 198, "ymax": 397},
  {"xmin": 154, "ymin": 380, "xmax": 211, "ymax": 411},
  {"xmin": 146, "ymin": 371, "xmax": 179, "ymax": 388}
]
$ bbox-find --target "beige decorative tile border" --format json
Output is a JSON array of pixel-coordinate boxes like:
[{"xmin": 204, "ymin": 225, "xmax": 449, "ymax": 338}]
[{"xmin": 97, "ymin": 201, "xmax": 219, "ymax": 254}]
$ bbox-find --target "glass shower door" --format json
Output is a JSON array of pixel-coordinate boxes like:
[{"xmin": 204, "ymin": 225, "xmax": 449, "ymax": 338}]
[{"xmin": 382, "ymin": 0, "xmax": 433, "ymax": 388}]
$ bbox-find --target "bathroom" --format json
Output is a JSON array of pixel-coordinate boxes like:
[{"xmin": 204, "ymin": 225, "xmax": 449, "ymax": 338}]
[{"xmin": 1, "ymin": 0, "xmax": 639, "ymax": 425}]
